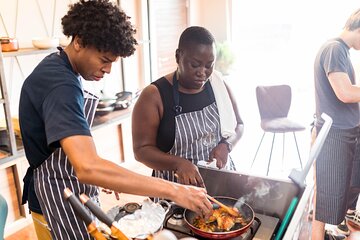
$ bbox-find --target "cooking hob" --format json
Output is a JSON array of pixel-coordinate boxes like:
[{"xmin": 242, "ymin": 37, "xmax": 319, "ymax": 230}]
[
  {"xmin": 163, "ymin": 205, "xmax": 280, "ymax": 240},
  {"xmin": 108, "ymin": 201, "xmax": 280, "ymax": 240}
]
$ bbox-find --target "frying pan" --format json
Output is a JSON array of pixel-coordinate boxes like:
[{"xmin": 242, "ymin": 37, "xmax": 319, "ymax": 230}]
[{"xmin": 184, "ymin": 196, "xmax": 254, "ymax": 239}]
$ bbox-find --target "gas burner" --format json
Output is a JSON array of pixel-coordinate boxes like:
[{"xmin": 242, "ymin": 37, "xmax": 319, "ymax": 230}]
[
  {"xmin": 123, "ymin": 202, "xmax": 141, "ymax": 213},
  {"xmin": 172, "ymin": 207, "xmax": 185, "ymax": 220},
  {"xmin": 113, "ymin": 202, "xmax": 141, "ymax": 221},
  {"xmin": 167, "ymin": 207, "xmax": 186, "ymax": 226}
]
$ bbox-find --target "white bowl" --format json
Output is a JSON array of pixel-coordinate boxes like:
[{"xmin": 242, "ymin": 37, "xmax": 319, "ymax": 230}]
[{"xmin": 32, "ymin": 38, "xmax": 59, "ymax": 49}]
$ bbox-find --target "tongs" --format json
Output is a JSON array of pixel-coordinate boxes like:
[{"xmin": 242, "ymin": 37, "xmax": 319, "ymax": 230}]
[
  {"xmin": 80, "ymin": 193, "xmax": 129, "ymax": 240},
  {"xmin": 206, "ymin": 194, "xmax": 239, "ymax": 217},
  {"xmin": 63, "ymin": 188, "xmax": 106, "ymax": 240}
]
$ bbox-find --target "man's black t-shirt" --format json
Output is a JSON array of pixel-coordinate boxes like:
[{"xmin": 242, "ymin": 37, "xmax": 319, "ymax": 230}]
[{"xmin": 19, "ymin": 50, "xmax": 91, "ymax": 213}]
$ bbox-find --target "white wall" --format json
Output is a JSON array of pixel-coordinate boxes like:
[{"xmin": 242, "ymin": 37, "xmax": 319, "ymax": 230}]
[
  {"xmin": 0, "ymin": 0, "xmax": 124, "ymax": 117},
  {"xmin": 189, "ymin": 0, "xmax": 231, "ymax": 42}
]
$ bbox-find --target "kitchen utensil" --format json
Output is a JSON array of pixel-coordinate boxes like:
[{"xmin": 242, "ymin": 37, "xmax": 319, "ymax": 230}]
[
  {"xmin": 95, "ymin": 106, "xmax": 114, "ymax": 116},
  {"xmin": 98, "ymin": 98, "xmax": 117, "ymax": 109},
  {"xmin": 80, "ymin": 194, "xmax": 129, "ymax": 240},
  {"xmin": 0, "ymin": 37, "xmax": 19, "ymax": 52},
  {"xmin": 114, "ymin": 91, "xmax": 133, "ymax": 110},
  {"xmin": 184, "ymin": 196, "xmax": 254, "ymax": 239},
  {"xmin": 288, "ymin": 113, "xmax": 333, "ymax": 188},
  {"xmin": 63, "ymin": 188, "xmax": 106, "ymax": 240},
  {"xmin": 206, "ymin": 194, "xmax": 239, "ymax": 217}
]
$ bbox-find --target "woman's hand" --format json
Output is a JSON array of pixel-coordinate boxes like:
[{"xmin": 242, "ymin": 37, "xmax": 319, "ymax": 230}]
[
  {"xmin": 208, "ymin": 143, "xmax": 229, "ymax": 169},
  {"xmin": 175, "ymin": 159, "xmax": 205, "ymax": 187}
]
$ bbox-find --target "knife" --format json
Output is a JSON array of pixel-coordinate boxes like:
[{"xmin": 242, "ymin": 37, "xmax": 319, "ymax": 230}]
[
  {"xmin": 80, "ymin": 193, "xmax": 129, "ymax": 240},
  {"xmin": 63, "ymin": 188, "xmax": 106, "ymax": 240}
]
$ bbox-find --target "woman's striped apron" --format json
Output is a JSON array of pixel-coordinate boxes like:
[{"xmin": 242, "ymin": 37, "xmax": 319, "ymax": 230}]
[
  {"xmin": 34, "ymin": 90, "xmax": 99, "ymax": 240},
  {"xmin": 154, "ymin": 74, "xmax": 235, "ymax": 183}
]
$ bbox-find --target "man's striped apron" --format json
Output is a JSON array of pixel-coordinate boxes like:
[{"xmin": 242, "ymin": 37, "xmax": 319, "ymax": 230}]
[{"xmin": 34, "ymin": 90, "xmax": 99, "ymax": 240}]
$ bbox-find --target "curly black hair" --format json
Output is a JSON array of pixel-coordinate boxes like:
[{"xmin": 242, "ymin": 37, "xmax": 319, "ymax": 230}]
[{"xmin": 62, "ymin": 0, "xmax": 137, "ymax": 57}]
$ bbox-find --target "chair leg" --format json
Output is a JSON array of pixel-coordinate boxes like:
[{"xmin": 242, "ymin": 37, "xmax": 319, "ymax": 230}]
[
  {"xmin": 282, "ymin": 133, "xmax": 285, "ymax": 169},
  {"xmin": 267, "ymin": 133, "xmax": 276, "ymax": 176},
  {"xmin": 251, "ymin": 132, "xmax": 266, "ymax": 168},
  {"xmin": 293, "ymin": 132, "xmax": 303, "ymax": 169}
]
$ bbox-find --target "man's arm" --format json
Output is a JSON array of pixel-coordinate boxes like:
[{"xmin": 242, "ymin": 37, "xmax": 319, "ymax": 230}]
[
  {"xmin": 328, "ymin": 72, "xmax": 360, "ymax": 103},
  {"xmin": 60, "ymin": 135, "xmax": 212, "ymax": 215}
]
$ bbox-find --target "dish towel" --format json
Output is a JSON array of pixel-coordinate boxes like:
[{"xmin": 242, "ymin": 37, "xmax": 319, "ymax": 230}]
[{"xmin": 209, "ymin": 70, "xmax": 237, "ymax": 139}]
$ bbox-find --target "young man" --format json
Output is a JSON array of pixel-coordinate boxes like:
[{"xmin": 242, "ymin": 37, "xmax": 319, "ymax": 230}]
[
  {"xmin": 19, "ymin": 1, "xmax": 212, "ymax": 239},
  {"xmin": 313, "ymin": 8, "xmax": 360, "ymax": 239}
]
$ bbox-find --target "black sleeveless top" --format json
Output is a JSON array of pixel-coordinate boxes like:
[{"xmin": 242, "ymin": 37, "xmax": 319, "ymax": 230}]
[{"xmin": 152, "ymin": 77, "xmax": 216, "ymax": 152}]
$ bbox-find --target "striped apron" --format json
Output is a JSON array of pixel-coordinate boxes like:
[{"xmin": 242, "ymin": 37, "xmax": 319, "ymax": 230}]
[
  {"xmin": 34, "ymin": 90, "xmax": 99, "ymax": 240},
  {"xmin": 314, "ymin": 125, "xmax": 360, "ymax": 224},
  {"xmin": 154, "ymin": 74, "xmax": 235, "ymax": 183}
]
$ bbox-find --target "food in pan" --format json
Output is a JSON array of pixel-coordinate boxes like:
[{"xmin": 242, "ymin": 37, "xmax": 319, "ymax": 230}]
[{"xmin": 193, "ymin": 206, "xmax": 246, "ymax": 232}]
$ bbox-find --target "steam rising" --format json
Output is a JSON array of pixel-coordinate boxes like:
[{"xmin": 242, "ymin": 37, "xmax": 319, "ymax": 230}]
[{"xmin": 236, "ymin": 176, "xmax": 272, "ymax": 207}]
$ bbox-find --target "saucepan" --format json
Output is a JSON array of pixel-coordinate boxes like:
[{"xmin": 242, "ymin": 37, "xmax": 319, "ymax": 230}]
[{"xmin": 184, "ymin": 196, "xmax": 254, "ymax": 239}]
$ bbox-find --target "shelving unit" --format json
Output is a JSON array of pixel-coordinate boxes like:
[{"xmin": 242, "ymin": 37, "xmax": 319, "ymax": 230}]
[
  {"xmin": 2, "ymin": 47, "xmax": 58, "ymax": 58},
  {"xmin": 0, "ymin": 45, "xmax": 31, "ymax": 237},
  {"xmin": 0, "ymin": 47, "xmax": 59, "ymax": 167},
  {"xmin": 0, "ymin": 46, "xmax": 21, "ymax": 165}
]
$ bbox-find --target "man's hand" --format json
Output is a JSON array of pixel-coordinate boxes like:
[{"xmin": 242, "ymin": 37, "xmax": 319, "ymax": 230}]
[{"xmin": 172, "ymin": 184, "xmax": 213, "ymax": 218}]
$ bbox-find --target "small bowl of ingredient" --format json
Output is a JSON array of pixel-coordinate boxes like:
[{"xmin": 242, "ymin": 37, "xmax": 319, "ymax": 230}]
[
  {"xmin": 0, "ymin": 37, "xmax": 19, "ymax": 52},
  {"xmin": 32, "ymin": 37, "xmax": 59, "ymax": 49}
]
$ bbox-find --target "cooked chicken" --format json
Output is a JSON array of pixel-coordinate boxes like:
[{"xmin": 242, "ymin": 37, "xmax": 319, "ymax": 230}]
[{"xmin": 193, "ymin": 206, "xmax": 246, "ymax": 232}]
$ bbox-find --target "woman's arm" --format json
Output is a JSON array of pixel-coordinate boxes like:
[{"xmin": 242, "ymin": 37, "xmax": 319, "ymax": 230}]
[{"xmin": 131, "ymin": 84, "xmax": 204, "ymax": 187}]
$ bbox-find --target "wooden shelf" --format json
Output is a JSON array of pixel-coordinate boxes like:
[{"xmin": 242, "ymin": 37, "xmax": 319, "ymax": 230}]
[{"xmin": 2, "ymin": 48, "xmax": 58, "ymax": 58}]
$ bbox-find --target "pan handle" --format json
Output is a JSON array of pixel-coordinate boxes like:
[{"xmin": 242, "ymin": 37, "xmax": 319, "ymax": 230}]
[
  {"xmin": 80, "ymin": 194, "xmax": 113, "ymax": 227},
  {"xmin": 63, "ymin": 188, "xmax": 107, "ymax": 240},
  {"xmin": 80, "ymin": 193, "xmax": 129, "ymax": 240},
  {"xmin": 158, "ymin": 199, "xmax": 171, "ymax": 215}
]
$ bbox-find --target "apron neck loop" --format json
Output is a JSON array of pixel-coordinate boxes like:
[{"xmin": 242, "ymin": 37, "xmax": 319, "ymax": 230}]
[
  {"xmin": 57, "ymin": 47, "xmax": 79, "ymax": 78},
  {"xmin": 172, "ymin": 71, "xmax": 182, "ymax": 115}
]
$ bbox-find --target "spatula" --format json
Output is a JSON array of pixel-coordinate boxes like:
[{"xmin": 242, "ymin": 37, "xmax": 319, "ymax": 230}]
[{"xmin": 206, "ymin": 194, "xmax": 239, "ymax": 217}]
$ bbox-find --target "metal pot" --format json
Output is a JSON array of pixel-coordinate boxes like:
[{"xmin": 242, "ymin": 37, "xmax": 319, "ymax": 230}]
[{"xmin": 184, "ymin": 196, "xmax": 254, "ymax": 239}]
